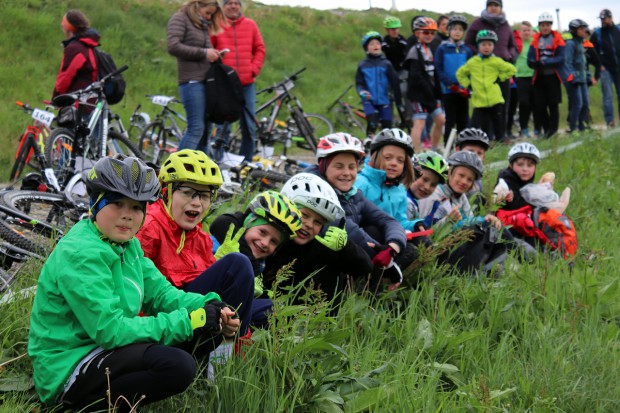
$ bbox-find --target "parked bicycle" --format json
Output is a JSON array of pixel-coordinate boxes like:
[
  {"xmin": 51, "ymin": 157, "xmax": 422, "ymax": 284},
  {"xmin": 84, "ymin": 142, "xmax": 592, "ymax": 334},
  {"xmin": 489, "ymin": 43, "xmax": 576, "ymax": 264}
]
[
  {"xmin": 138, "ymin": 95, "xmax": 186, "ymax": 165},
  {"xmin": 212, "ymin": 67, "xmax": 333, "ymax": 161},
  {"xmin": 327, "ymin": 85, "xmax": 366, "ymax": 136}
]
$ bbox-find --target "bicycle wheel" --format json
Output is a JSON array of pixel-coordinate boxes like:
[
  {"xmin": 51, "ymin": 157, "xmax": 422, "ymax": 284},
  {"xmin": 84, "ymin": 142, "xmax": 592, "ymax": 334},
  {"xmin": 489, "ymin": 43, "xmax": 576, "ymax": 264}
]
[
  {"xmin": 249, "ymin": 169, "xmax": 291, "ymax": 190},
  {"xmin": 138, "ymin": 121, "xmax": 166, "ymax": 164},
  {"xmin": 9, "ymin": 133, "xmax": 36, "ymax": 181},
  {"xmin": 45, "ymin": 128, "xmax": 75, "ymax": 176},
  {"xmin": 290, "ymin": 109, "xmax": 333, "ymax": 153},
  {"xmin": 106, "ymin": 130, "xmax": 143, "ymax": 159}
]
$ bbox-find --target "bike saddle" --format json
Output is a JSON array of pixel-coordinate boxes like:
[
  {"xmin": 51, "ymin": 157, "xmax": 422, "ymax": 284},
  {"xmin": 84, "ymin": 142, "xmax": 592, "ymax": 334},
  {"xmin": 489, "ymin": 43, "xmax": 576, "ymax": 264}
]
[{"xmin": 52, "ymin": 93, "xmax": 78, "ymax": 108}]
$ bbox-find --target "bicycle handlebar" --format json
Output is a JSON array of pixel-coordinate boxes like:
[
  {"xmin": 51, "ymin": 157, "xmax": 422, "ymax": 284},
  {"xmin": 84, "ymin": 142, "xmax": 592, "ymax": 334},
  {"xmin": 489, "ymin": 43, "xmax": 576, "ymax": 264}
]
[
  {"xmin": 326, "ymin": 85, "xmax": 355, "ymax": 112},
  {"xmin": 257, "ymin": 67, "xmax": 307, "ymax": 95},
  {"xmin": 100, "ymin": 64, "xmax": 128, "ymax": 83}
]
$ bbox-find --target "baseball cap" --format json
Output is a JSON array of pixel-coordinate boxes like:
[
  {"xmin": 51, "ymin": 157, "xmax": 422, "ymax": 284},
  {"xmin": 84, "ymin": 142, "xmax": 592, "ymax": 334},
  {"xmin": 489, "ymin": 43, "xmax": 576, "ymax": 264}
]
[{"xmin": 600, "ymin": 9, "xmax": 612, "ymax": 19}]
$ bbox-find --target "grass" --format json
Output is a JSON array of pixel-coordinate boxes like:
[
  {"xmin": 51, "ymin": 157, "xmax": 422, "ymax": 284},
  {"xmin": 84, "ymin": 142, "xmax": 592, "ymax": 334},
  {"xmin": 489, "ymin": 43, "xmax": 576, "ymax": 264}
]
[{"xmin": 1, "ymin": 131, "xmax": 619, "ymax": 411}]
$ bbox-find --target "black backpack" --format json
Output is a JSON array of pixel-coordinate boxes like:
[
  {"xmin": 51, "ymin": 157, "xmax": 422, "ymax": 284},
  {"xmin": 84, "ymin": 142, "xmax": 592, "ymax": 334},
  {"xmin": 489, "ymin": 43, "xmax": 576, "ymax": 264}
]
[
  {"xmin": 93, "ymin": 47, "xmax": 126, "ymax": 105},
  {"xmin": 205, "ymin": 61, "xmax": 245, "ymax": 124}
]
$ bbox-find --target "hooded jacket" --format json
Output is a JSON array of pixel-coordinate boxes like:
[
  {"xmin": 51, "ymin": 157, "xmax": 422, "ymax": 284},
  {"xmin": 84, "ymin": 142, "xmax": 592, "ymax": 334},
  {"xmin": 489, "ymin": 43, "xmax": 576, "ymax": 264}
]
[
  {"xmin": 137, "ymin": 200, "xmax": 216, "ymax": 287},
  {"xmin": 211, "ymin": 15, "xmax": 266, "ymax": 86},
  {"xmin": 28, "ymin": 220, "xmax": 218, "ymax": 403},
  {"xmin": 456, "ymin": 54, "xmax": 516, "ymax": 108},
  {"xmin": 564, "ymin": 37, "xmax": 588, "ymax": 84},
  {"xmin": 435, "ymin": 40, "xmax": 474, "ymax": 94},
  {"xmin": 418, "ymin": 182, "xmax": 476, "ymax": 227},
  {"xmin": 355, "ymin": 160, "xmax": 422, "ymax": 232},
  {"xmin": 355, "ymin": 53, "xmax": 402, "ymax": 106},
  {"xmin": 53, "ymin": 29, "xmax": 100, "ymax": 98},
  {"xmin": 526, "ymin": 31, "xmax": 567, "ymax": 83}
]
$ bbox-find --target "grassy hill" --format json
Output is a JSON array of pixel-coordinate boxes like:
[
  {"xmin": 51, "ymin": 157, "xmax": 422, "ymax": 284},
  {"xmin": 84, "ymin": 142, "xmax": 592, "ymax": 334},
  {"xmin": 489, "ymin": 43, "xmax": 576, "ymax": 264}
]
[{"xmin": 0, "ymin": 0, "xmax": 606, "ymax": 180}]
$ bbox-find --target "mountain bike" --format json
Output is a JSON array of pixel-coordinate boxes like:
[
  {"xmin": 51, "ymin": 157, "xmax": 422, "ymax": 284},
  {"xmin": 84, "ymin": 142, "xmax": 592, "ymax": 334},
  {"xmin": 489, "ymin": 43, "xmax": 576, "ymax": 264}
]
[
  {"xmin": 213, "ymin": 68, "xmax": 333, "ymax": 161},
  {"xmin": 9, "ymin": 101, "xmax": 56, "ymax": 184},
  {"xmin": 327, "ymin": 85, "xmax": 366, "ymax": 136},
  {"xmin": 138, "ymin": 95, "xmax": 186, "ymax": 165}
]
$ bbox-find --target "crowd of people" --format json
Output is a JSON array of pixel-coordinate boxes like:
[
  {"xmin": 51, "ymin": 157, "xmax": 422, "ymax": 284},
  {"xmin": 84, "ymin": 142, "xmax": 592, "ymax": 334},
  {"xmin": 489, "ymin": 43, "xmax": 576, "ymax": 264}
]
[{"xmin": 31, "ymin": 0, "xmax": 604, "ymax": 410}]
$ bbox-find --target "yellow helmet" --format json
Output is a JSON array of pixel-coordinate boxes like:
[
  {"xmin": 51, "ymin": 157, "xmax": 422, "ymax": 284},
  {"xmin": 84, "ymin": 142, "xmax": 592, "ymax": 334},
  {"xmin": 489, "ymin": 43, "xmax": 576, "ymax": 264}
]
[
  {"xmin": 158, "ymin": 149, "xmax": 223, "ymax": 187},
  {"xmin": 245, "ymin": 190, "xmax": 302, "ymax": 238}
]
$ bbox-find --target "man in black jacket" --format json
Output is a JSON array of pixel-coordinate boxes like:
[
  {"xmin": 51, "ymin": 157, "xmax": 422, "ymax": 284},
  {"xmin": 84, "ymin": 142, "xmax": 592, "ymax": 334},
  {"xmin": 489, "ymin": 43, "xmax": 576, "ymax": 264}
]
[{"xmin": 591, "ymin": 9, "xmax": 620, "ymax": 128}]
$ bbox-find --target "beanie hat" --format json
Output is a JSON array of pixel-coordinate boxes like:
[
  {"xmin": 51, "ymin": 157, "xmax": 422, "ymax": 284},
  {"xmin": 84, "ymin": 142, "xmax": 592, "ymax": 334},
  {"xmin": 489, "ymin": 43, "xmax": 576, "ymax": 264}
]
[{"xmin": 487, "ymin": 0, "xmax": 502, "ymax": 6}]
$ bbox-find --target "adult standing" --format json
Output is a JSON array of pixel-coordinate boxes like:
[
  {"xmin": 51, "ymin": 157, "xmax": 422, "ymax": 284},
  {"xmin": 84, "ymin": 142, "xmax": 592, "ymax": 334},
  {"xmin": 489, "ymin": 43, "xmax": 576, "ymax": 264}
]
[
  {"xmin": 211, "ymin": 0, "xmax": 266, "ymax": 161},
  {"xmin": 590, "ymin": 9, "xmax": 620, "ymax": 128},
  {"xmin": 514, "ymin": 21, "xmax": 541, "ymax": 137},
  {"xmin": 53, "ymin": 10, "xmax": 99, "ymax": 99},
  {"xmin": 167, "ymin": 0, "xmax": 224, "ymax": 153},
  {"xmin": 464, "ymin": 0, "xmax": 517, "ymax": 140}
]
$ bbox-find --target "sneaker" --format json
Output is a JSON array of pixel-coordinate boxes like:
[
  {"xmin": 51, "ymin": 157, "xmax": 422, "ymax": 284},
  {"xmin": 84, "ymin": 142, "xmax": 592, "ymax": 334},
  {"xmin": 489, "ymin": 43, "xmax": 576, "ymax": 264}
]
[
  {"xmin": 607, "ymin": 121, "xmax": 615, "ymax": 129},
  {"xmin": 520, "ymin": 128, "xmax": 530, "ymax": 138}
]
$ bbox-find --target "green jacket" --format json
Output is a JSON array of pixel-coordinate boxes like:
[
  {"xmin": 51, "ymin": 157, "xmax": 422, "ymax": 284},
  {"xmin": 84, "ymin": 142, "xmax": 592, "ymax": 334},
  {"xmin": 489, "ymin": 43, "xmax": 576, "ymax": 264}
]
[
  {"xmin": 28, "ymin": 220, "xmax": 220, "ymax": 404},
  {"xmin": 456, "ymin": 54, "xmax": 516, "ymax": 108}
]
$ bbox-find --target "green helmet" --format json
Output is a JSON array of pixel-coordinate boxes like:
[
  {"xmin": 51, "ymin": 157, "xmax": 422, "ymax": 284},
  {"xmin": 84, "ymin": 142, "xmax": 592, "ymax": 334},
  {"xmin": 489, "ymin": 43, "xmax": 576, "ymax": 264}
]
[
  {"xmin": 476, "ymin": 29, "xmax": 498, "ymax": 44},
  {"xmin": 414, "ymin": 151, "xmax": 448, "ymax": 184},
  {"xmin": 384, "ymin": 16, "xmax": 402, "ymax": 29},
  {"xmin": 362, "ymin": 31, "xmax": 383, "ymax": 50}
]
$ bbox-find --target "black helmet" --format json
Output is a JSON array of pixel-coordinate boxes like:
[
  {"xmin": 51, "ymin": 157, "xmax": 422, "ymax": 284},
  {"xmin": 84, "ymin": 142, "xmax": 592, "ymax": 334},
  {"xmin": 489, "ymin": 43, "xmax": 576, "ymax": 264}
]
[
  {"xmin": 447, "ymin": 151, "xmax": 484, "ymax": 179},
  {"xmin": 370, "ymin": 128, "xmax": 414, "ymax": 157},
  {"xmin": 455, "ymin": 128, "xmax": 490, "ymax": 150},
  {"xmin": 86, "ymin": 155, "xmax": 160, "ymax": 202},
  {"xmin": 569, "ymin": 19, "xmax": 588, "ymax": 32},
  {"xmin": 448, "ymin": 15, "xmax": 468, "ymax": 30}
]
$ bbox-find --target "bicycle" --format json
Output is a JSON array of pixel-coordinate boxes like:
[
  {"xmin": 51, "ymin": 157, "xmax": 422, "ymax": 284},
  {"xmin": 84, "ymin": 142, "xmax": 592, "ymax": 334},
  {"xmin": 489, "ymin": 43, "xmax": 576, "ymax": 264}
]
[
  {"xmin": 137, "ymin": 95, "xmax": 186, "ymax": 165},
  {"xmin": 213, "ymin": 67, "xmax": 333, "ymax": 161},
  {"xmin": 326, "ymin": 85, "xmax": 366, "ymax": 136},
  {"xmin": 9, "ymin": 101, "xmax": 56, "ymax": 185}
]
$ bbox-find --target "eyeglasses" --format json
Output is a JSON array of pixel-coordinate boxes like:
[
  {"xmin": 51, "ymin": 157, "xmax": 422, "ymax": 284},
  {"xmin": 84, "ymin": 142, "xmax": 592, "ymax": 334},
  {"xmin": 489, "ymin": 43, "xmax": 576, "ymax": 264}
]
[
  {"xmin": 420, "ymin": 30, "xmax": 435, "ymax": 35},
  {"xmin": 175, "ymin": 186, "xmax": 214, "ymax": 204}
]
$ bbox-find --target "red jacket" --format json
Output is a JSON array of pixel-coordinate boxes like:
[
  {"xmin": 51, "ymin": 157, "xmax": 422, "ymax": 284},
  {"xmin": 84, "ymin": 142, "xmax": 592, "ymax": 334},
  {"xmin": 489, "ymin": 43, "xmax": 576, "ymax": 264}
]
[
  {"xmin": 53, "ymin": 30, "xmax": 100, "ymax": 98},
  {"xmin": 137, "ymin": 200, "xmax": 216, "ymax": 288},
  {"xmin": 211, "ymin": 15, "xmax": 266, "ymax": 86}
]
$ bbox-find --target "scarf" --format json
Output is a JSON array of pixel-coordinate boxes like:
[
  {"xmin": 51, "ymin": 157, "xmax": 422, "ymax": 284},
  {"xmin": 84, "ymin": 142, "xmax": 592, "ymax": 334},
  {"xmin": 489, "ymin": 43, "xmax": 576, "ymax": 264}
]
[{"xmin": 480, "ymin": 10, "xmax": 507, "ymax": 27}]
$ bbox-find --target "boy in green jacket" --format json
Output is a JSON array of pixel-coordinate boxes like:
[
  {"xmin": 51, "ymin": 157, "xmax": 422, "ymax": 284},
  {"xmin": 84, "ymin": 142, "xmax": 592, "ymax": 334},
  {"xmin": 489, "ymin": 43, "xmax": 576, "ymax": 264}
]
[
  {"xmin": 28, "ymin": 156, "xmax": 239, "ymax": 411},
  {"xmin": 457, "ymin": 29, "xmax": 516, "ymax": 144}
]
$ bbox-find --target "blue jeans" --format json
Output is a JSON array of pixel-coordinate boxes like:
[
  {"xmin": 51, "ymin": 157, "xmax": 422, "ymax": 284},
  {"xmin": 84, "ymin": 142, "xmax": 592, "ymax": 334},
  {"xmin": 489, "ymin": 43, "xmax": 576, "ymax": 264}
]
[
  {"xmin": 178, "ymin": 82, "xmax": 209, "ymax": 153},
  {"xmin": 183, "ymin": 253, "xmax": 255, "ymax": 336},
  {"xmin": 565, "ymin": 82, "xmax": 589, "ymax": 131},
  {"xmin": 600, "ymin": 69, "xmax": 620, "ymax": 124}
]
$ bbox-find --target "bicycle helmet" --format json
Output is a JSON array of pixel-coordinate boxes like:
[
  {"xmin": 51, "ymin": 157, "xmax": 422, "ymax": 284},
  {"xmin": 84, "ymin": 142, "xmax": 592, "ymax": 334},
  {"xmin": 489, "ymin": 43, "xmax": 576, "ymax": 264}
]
[
  {"xmin": 370, "ymin": 128, "xmax": 414, "ymax": 157},
  {"xmin": 568, "ymin": 19, "xmax": 588, "ymax": 32},
  {"xmin": 476, "ymin": 29, "xmax": 498, "ymax": 44},
  {"xmin": 508, "ymin": 142, "xmax": 541, "ymax": 164},
  {"xmin": 412, "ymin": 16, "xmax": 438, "ymax": 32},
  {"xmin": 158, "ymin": 149, "xmax": 223, "ymax": 187},
  {"xmin": 414, "ymin": 151, "xmax": 448, "ymax": 183},
  {"xmin": 455, "ymin": 128, "xmax": 490, "ymax": 150},
  {"xmin": 362, "ymin": 31, "xmax": 382, "ymax": 50},
  {"xmin": 384, "ymin": 16, "xmax": 402, "ymax": 29},
  {"xmin": 447, "ymin": 151, "xmax": 484, "ymax": 179},
  {"xmin": 280, "ymin": 173, "xmax": 345, "ymax": 222},
  {"xmin": 86, "ymin": 155, "xmax": 160, "ymax": 202},
  {"xmin": 317, "ymin": 133, "xmax": 365, "ymax": 160},
  {"xmin": 447, "ymin": 15, "xmax": 468, "ymax": 31},
  {"xmin": 245, "ymin": 190, "xmax": 302, "ymax": 238},
  {"xmin": 538, "ymin": 11, "xmax": 554, "ymax": 24}
]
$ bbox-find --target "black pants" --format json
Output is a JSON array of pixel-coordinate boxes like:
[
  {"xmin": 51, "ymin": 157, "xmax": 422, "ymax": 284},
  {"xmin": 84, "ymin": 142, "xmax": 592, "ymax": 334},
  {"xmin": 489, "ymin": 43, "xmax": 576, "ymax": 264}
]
[
  {"xmin": 60, "ymin": 344, "xmax": 198, "ymax": 412},
  {"xmin": 506, "ymin": 87, "xmax": 518, "ymax": 135},
  {"xmin": 516, "ymin": 77, "xmax": 541, "ymax": 132},
  {"xmin": 442, "ymin": 93, "xmax": 470, "ymax": 144},
  {"xmin": 533, "ymin": 74, "xmax": 562, "ymax": 137},
  {"xmin": 471, "ymin": 104, "xmax": 505, "ymax": 142}
]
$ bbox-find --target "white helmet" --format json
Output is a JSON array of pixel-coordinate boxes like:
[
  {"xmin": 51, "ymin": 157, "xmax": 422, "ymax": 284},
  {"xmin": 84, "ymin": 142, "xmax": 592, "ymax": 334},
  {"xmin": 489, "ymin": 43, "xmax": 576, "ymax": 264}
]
[
  {"xmin": 508, "ymin": 142, "xmax": 541, "ymax": 163},
  {"xmin": 538, "ymin": 11, "xmax": 554, "ymax": 24},
  {"xmin": 280, "ymin": 173, "xmax": 345, "ymax": 222},
  {"xmin": 316, "ymin": 132, "xmax": 365, "ymax": 160}
]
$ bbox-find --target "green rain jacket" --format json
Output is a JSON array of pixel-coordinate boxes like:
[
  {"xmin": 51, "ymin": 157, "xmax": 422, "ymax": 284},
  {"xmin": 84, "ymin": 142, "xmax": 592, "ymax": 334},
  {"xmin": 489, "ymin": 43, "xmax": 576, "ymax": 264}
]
[
  {"xmin": 28, "ymin": 219, "xmax": 220, "ymax": 404},
  {"xmin": 456, "ymin": 54, "xmax": 516, "ymax": 108}
]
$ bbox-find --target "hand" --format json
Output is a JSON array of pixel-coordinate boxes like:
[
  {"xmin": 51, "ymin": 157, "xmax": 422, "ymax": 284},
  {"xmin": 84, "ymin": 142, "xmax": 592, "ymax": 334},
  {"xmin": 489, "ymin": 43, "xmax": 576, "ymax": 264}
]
[
  {"xmin": 206, "ymin": 48, "xmax": 221, "ymax": 63},
  {"xmin": 254, "ymin": 275, "xmax": 273, "ymax": 298},
  {"xmin": 316, "ymin": 218, "xmax": 347, "ymax": 251},
  {"xmin": 220, "ymin": 305, "xmax": 240, "ymax": 338},
  {"xmin": 449, "ymin": 84, "xmax": 460, "ymax": 93},
  {"xmin": 457, "ymin": 87, "xmax": 470, "ymax": 98},
  {"xmin": 371, "ymin": 245, "xmax": 397, "ymax": 268},
  {"xmin": 484, "ymin": 214, "xmax": 502, "ymax": 230},
  {"xmin": 360, "ymin": 90, "xmax": 372, "ymax": 101},
  {"xmin": 448, "ymin": 206, "xmax": 462, "ymax": 222},
  {"xmin": 214, "ymin": 224, "xmax": 245, "ymax": 260},
  {"xmin": 413, "ymin": 221, "xmax": 427, "ymax": 232},
  {"xmin": 189, "ymin": 302, "xmax": 223, "ymax": 334},
  {"xmin": 505, "ymin": 190, "xmax": 514, "ymax": 202}
]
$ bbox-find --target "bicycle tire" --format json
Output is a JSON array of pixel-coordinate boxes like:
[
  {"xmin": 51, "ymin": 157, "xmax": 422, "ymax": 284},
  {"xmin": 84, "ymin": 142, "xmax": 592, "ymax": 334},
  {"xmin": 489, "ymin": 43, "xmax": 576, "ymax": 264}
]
[
  {"xmin": 9, "ymin": 133, "xmax": 36, "ymax": 181},
  {"xmin": 106, "ymin": 130, "xmax": 143, "ymax": 159},
  {"xmin": 45, "ymin": 128, "xmax": 74, "ymax": 176},
  {"xmin": 249, "ymin": 169, "xmax": 291, "ymax": 190},
  {"xmin": 0, "ymin": 190, "xmax": 77, "ymax": 235},
  {"xmin": 0, "ymin": 216, "xmax": 53, "ymax": 255},
  {"xmin": 138, "ymin": 121, "xmax": 166, "ymax": 164}
]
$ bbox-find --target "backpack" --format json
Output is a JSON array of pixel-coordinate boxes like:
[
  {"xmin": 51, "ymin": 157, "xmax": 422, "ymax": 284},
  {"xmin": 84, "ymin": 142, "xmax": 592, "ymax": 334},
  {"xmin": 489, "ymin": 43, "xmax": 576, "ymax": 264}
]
[
  {"xmin": 93, "ymin": 47, "xmax": 126, "ymax": 105},
  {"xmin": 205, "ymin": 61, "xmax": 245, "ymax": 124},
  {"xmin": 533, "ymin": 207, "xmax": 578, "ymax": 259}
]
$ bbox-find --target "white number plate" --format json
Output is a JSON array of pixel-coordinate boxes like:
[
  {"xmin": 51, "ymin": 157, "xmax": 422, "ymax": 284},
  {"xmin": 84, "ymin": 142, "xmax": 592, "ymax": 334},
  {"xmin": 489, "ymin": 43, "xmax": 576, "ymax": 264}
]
[
  {"xmin": 275, "ymin": 80, "xmax": 295, "ymax": 96},
  {"xmin": 151, "ymin": 95, "xmax": 174, "ymax": 106},
  {"xmin": 32, "ymin": 109, "xmax": 55, "ymax": 128}
]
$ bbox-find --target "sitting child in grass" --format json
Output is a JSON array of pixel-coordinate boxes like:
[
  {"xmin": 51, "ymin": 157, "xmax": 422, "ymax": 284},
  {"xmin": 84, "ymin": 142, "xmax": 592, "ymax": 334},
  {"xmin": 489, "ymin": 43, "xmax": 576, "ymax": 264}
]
[
  {"xmin": 406, "ymin": 151, "xmax": 449, "ymax": 224},
  {"xmin": 29, "ymin": 156, "xmax": 238, "ymax": 411},
  {"xmin": 453, "ymin": 127, "xmax": 491, "ymax": 211}
]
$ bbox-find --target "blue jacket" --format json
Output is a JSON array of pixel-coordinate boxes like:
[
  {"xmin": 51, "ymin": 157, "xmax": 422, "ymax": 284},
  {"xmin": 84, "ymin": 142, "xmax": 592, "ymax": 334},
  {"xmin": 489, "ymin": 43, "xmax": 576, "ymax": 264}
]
[
  {"xmin": 591, "ymin": 25, "xmax": 620, "ymax": 73},
  {"xmin": 306, "ymin": 164, "xmax": 406, "ymax": 256},
  {"xmin": 355, "ymin": 161, "xmax": 421, "ymax": 232},
  {"xmin": 355, "ymin": 53, "xmax": 402, "ymax": 106},
  {"xmin": 564, "ymin": 38, "xmax": 588, "ymax": 84},
  {"xmin": 435, "ymin": 40, "xmax": 473, "ymax": 94}
]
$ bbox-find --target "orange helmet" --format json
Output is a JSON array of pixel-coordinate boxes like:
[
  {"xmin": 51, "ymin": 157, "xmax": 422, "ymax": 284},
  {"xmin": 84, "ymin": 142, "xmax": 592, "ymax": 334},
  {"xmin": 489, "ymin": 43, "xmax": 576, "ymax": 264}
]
[{"xmin": 413, "ymin": 16, "xmax": 438, "ymax": 31}]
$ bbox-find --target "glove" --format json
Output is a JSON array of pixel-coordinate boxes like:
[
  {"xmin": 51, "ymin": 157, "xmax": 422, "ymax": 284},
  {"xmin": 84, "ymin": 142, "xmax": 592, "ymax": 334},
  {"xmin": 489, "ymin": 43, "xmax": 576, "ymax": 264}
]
[
  {"xmin": 371, "ymin": 245, "xmax": 397, "ymax": 268},
  {"xmin": 360, "ymin": 90, "xmax": 371, "ymax": 101},
  {"xmin": 414, "ymin": 221, "xmax": 427, "ymax": 232},
  {"xmin": 254, "ymin": 275, "xmax": 273, "ymax": 298},
  {"xmin": 566, "ymin": 73, "xmax": 575, "ymax": 83},
  {"xmin": 189, "ymin": 302, "xmax": 222, "ymax": 334},
  {"xmin": 316, "ymin": 218, "xmax": 347, "ymax": 251},
  {"xmin": 457, "ymin": 88, "xmax": 470, "ymax": 99},
  {"xmin": 214, "ymin": 224, "xmax": 245, "ymax": 260},
  {"xmin": 449, "ymin": 84, "xmax": 460, "ymax": 93}
]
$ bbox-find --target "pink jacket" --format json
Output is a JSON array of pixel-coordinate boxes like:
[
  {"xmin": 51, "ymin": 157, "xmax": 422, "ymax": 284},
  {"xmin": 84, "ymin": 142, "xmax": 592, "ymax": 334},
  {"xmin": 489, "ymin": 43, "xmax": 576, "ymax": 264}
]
[{"xmin": 211, "ymin": 15, "xmax": 266, "ymax": 86}]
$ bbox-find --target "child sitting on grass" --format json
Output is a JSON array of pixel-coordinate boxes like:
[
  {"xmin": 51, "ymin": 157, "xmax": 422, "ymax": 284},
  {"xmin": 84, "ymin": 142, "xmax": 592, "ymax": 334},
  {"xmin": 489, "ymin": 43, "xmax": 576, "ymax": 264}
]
[
  {"xmin": 453, "ymin": 127, "xmax": 491, "ymax": 210},
  {"xmin": 406, "ymin": 151, "xmax": 449, "ymax": 224},
  {"xmin": 29, "ymin": 156, "xmax": 238, "ymax": 411}
]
